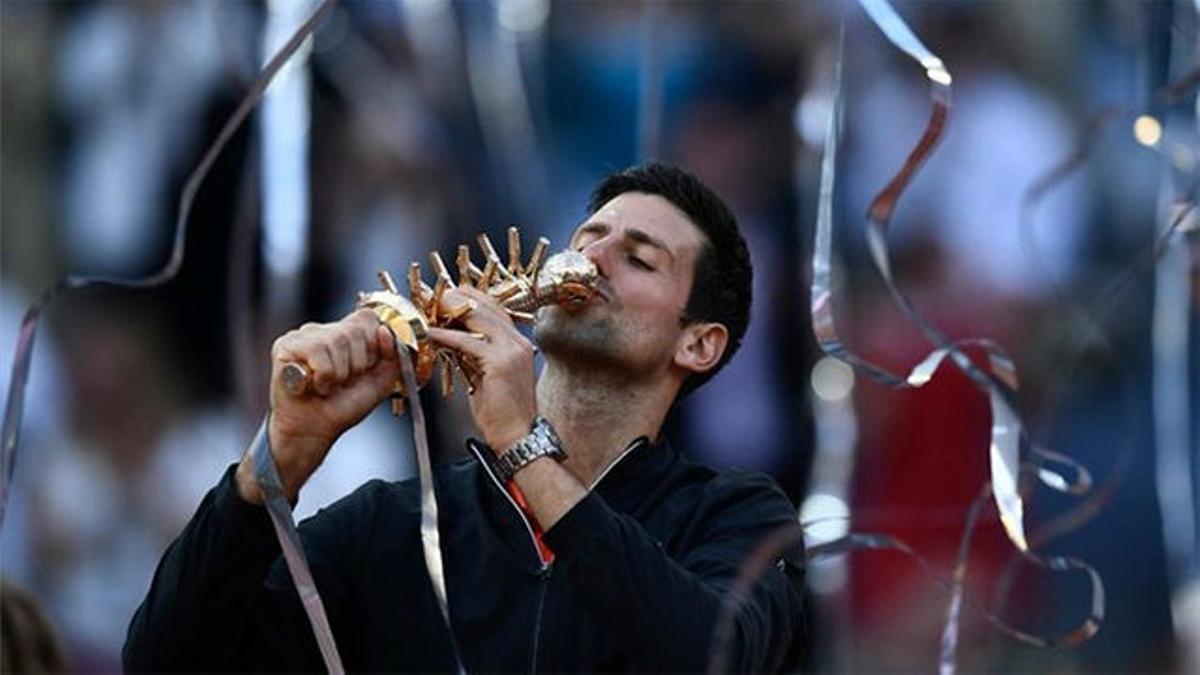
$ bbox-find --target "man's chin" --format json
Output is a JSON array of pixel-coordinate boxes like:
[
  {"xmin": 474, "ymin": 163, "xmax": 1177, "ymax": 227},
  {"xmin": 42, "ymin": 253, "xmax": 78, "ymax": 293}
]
[{"xmin": 533, "ymin": 309, "xmax": 620, "ymax": 362}]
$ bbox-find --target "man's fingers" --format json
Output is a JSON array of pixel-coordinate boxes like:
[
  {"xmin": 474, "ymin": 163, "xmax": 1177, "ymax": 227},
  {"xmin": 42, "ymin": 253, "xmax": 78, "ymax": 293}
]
[
  {"xmin": 349, "ymin": 330, "xmax": 371, "ymax": 374},
  {"xmin": 325, "ymin": 357, "xmax": 400, "ymax": 419},
  {"xmin": 347, "ymin": 307, "xmax": 381, "ymax": 330},
  {"xmin": 329, "ymin": 332, "xmax": 352, "ymax": 384},
  {"xmin": 438, "ymin": 292, "xmax": 477, "ymax": 321},
  {"xmin": 376, "ymin": 325, "xmax": 397, "ymax": 359},
  {"xmin": 443, "ymin": 287, "xmax": 525, "ymax": 345},
  {"xmin": 427, "ymin": 326, "xmax": 490, "ymax": 361}
]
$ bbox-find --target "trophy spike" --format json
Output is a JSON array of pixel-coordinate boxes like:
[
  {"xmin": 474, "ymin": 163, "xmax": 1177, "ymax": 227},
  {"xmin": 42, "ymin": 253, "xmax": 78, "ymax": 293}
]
[
  {"xmin": 430, "ymin": 277, "xmax": 448, "ymax": 322},
  {"xmin": 492, "ymin": 284, "xmax": 523, "ymax": 303},
  {"xmin": 456, "ymin": 245, "xmax": 473, "ymax": 286},
  {"xmin": 477, "ymin": 233, "xmax": 514, "ymax": 281},
  {"xmin": 458, "ymin": 354, "xmax": 481, "ymax": 395},
  {"xmin": 378, "ymin": 270, "xmax": 400, "ymax": 295},
  {"xmin": 428, "ymin": 251, "xmax": 455, "ymax": 288},
  {"xmin": 439, "ymin": 353, "xmax": 454, "ymax": 397},
  {"xmin": 408, "ymin": 262, "xmax": 430, "ymax": 305},
  {"xmin": 476, "ymin": 258, "xmax": 497, "ymax": 290},
  {"xmin": 526, "ymin": 237, "xmax": 549, "ymax": 276},
  {"xmin": 507, "ymin": 226, "xmax": 522, "ymax": 273}
]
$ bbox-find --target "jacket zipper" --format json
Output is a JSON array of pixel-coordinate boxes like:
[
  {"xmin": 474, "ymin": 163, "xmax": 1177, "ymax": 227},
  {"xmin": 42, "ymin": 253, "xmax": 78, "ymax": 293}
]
[
  {"xmin": 470, "ymin": 443, "xmax": 555, "ymax": 673},
  {"xmin": 470, "ymin": 443, "xmax": 549, "ymax": 564},
  {"xmin": 530, "ymin": 565, "xmax": 552, "ymax": 673}
]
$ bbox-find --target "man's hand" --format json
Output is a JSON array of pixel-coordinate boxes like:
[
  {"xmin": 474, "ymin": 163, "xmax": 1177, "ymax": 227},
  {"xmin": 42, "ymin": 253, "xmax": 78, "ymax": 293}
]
[
  {"xmin": 236, "ymin": 309, "xmax": 400, "ymax": 504},
  {"xmin": 430, "ymin": 287, "xmax": 587, "ymax": 530},
  {"xmin": 426, "ymin": 287, "xmax": 538, "ymax": 453}
]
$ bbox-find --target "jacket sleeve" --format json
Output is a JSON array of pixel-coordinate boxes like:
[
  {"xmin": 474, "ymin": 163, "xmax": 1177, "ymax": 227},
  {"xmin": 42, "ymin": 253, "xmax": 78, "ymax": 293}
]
[
  {"xmin": 123, "ymin": 465, "xmax": 371, "ymax": 671},
  {"xmin": 542, "ymin": 475, "xmax": 806, "ymax": 672}
]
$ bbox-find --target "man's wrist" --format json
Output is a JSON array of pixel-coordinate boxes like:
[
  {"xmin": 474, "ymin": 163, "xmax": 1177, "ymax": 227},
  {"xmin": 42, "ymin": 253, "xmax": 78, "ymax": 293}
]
[
  {"xmin": 491, "ymin": 416, "xmax": 567, "ymax": 483},
  {"xmin": 484, "ymin": 417, "xmax": 538, "ymax": 457},
  {"xmin": 235, "ymin": 456, "xmax": 266, "ymax": 505}
]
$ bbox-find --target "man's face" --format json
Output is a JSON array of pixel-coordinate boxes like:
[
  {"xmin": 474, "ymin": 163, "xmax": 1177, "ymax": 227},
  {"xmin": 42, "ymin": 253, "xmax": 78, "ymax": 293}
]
[{"xmin": 535, "ymin": 192, "xmax": 707, "ymax": 378}]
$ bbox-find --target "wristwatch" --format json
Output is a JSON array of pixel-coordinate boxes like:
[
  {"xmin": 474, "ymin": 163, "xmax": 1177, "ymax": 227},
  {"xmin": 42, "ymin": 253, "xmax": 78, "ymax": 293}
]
[{"xmin": 491, "ymin": 416, "xmax": 566, "ymax": 482}]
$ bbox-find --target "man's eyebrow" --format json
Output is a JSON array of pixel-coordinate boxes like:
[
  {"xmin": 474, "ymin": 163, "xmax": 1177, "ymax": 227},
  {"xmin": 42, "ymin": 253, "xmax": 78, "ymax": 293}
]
[
  {"xmin": 626, "ymin": 228, "xmax": 676, "ymax": 262},
  {"xmin": 574, "ymin": 222, "xmax": 676, "ymax": 262}
]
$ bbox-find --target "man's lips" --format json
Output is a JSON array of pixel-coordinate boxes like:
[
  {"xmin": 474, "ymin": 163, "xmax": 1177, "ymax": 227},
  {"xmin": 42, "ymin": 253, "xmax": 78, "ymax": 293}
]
[{"xmin": 594, "ymin": 280, "xmax": 614, "ymax": 303}]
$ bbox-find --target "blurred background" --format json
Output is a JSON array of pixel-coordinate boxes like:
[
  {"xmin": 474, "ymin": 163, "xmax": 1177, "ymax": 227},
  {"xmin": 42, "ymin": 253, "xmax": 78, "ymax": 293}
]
[{"xmin": 0, "ymin": 0, "xmax": 1196, "ymax": 672}]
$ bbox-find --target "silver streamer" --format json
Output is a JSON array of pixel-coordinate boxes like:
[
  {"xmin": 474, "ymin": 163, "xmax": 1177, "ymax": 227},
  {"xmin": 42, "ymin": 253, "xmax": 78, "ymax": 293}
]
[
  {"xmin": 463, "ymin": 1, "xmax": 551, "ymax": 224},
  {"xmin": 0, "ymin": 0, "xmax": 340, "ymax": 531},
  {"xmin": 397, "ymin": 340, "xmax": 466, "ymax": 674},
  {"xmin": 251, "ymin": 418, "xmax": 347, "ymax": 674},
  {"xmin": 249, "ymin": 340, "xmax": 465, "ymax": 674},
  {"xmin": 805, "ymin": 2, "xmax": 1108, "ymax": 671}
]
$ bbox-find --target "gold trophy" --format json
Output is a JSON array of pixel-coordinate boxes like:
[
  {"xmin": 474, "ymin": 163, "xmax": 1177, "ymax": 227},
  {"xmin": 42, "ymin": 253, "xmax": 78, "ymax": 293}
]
[{"xmin": 280, "ymin": 227, "xmax": 598, "ymax": 413}]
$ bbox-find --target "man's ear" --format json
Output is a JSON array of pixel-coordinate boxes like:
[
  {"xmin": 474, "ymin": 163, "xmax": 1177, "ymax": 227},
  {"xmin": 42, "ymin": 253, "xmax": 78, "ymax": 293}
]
[{"xmin": 674, "ymin": 322, "xmax": 729, "ymax": 376}]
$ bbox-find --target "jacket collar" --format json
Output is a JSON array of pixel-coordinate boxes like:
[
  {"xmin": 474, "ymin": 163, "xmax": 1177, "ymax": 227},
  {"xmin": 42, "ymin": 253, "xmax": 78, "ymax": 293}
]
[
  {"xmin": 588, "ymin": 435, "xmax": 678, "ymax": 515},
  {"xmin": 469, "ymin": 433, "xmax": 680, "ymax": 517}
]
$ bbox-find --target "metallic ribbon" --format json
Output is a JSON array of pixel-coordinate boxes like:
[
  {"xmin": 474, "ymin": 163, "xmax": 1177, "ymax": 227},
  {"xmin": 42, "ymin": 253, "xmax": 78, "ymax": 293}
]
[
  {"xmin": 250, "ymin": 418, "xmax": 346, "ymax": 674},
  {"xmin": 705, "ymin": 522, "xmax": 805, "ymax": 675},
  {"xmin": 706, "ymin": 504, "xmax": 1106, "ymax": 672},
  {"xmin": 1016, "ymin": 66, "xmax": 1199, "ymax": 548},
  {"xmin": 249, "ymin": 340, "xmax": 464, "ymax": 674},
  {"xmin": 0, "ymin": 0, "xmax": 339, "ymax": 530},
  {"xmin": 462, "ymin": 1, "xmax": 551, "ymax": 225},
  {"xmin": 806, "ymin": 2, "xmax": 1108, "ymax": 671},
  {"xmin": 806, "ymin": 508, "xmax": 1104, "ymax": 651},
  {"xmin": 397, "ymin": 339, "xmax": 466, "ymax": 674}
]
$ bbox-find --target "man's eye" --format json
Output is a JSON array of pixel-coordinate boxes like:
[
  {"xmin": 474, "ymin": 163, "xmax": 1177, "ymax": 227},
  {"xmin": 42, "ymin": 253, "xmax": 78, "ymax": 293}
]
[{"xmin": 629, "ymin": 255, "xmax": 654, "ymax": 271}]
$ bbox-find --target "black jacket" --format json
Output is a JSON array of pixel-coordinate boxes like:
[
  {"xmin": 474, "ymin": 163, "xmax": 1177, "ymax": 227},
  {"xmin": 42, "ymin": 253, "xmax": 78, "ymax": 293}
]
[{"xmin": 124, "ymin": 436, "xmax": 806, "ymax": 672}]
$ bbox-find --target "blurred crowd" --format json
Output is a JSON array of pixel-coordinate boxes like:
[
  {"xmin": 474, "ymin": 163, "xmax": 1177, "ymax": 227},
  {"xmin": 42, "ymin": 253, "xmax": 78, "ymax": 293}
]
[{"xmin": 1, "ymin": 0, "xmax": 1195, "ymax": 672}]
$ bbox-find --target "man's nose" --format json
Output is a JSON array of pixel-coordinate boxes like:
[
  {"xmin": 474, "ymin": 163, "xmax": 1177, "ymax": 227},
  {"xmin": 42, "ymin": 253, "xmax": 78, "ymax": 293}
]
[{"xmin": 580, "ymin": 236, "xmax": 614, "ymax": 278}]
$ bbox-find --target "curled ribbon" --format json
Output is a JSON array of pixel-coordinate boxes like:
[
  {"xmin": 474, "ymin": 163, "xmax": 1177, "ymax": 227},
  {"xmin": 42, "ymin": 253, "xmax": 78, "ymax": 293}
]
[
  {"xmin": 806, "ymin": 2, "xmax": 1106, "ymax": 671},
  {"xmin": 0, "ymin": 0, "xmax": 338, "ymax": 530}
]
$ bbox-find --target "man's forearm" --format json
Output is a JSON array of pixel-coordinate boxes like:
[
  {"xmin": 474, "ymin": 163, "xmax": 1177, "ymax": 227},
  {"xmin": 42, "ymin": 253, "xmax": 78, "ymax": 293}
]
[
  {"xmin": 125, "ymin": 466, "xmax": 280, "ymax": 668},
  {"xmin": 509, "ymin": 455, "xmax": 587, "ymax": 530}
]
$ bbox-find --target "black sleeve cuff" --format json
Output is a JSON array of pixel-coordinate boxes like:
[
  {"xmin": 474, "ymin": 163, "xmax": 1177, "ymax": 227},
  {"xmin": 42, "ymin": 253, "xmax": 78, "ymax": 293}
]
[{"xmin": 210, "ymin": 463, "xmax": 280, "ymax": 557}]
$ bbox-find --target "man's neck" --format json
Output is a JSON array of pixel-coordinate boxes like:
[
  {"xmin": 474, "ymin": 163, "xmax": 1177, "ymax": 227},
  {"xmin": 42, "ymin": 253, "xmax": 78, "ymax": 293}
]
[{"xmin": 536, "ymin": 362, "xmax": 674, "ymax": 487}]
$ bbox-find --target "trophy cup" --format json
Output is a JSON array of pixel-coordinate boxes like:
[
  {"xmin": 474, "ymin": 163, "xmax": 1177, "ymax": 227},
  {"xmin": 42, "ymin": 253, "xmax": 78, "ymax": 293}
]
[{"xmin": 280, "ymin": 227, "xmax": 599, "ymax": 414}]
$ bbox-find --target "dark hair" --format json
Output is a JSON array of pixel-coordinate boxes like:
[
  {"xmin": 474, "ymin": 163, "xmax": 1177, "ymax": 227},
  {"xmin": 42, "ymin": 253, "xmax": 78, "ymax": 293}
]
[{"xmin": 588, "ymin": 163, "xmax": 752, "ymax": 399}]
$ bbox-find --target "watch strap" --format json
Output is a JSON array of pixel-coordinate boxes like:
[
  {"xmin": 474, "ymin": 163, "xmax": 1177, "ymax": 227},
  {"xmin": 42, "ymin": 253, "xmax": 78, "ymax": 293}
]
[{"xmin": 492, "ymin": 416, "xmax": 566, "ymax": 482}]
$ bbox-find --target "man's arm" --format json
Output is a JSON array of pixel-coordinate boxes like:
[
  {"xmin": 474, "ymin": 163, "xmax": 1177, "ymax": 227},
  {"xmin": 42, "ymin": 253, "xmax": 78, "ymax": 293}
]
[
  {"xmin": 542, "ymin": 475, "xmax": 805, "ymax": 671},
  {"xmin": 126, "ymin": 310, "xmax": 401, "ymax": 669},
  {"xmin": 124, "ymin": 465, "xmax": 281, "ymax": 669},
  {"xmin": 125, "ymin": 465, "xmax": 376, "ymax": 670}
]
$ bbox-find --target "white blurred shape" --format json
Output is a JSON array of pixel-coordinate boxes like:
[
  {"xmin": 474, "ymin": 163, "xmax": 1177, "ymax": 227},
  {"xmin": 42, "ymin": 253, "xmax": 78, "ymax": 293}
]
[
  {"xmin": 811, "ymin": 356, "xmax": 855, "ymax": 402},
  {"xmin": 497, "ymin": 0, "xmax": 550, "ymax": 35},
  {"xmin": 800, "ymin": 492, "xmax": 851, "ymax": 545},
  {"xmin": 261, "ymin": 0, "xmax": 317, "ymax": 285}
]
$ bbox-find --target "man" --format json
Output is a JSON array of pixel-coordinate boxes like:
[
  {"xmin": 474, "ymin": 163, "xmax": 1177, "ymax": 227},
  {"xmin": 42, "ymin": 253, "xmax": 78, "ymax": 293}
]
[{"xmin": 124, "ymin": 163, "xmax": 806, "ymax": 671}]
